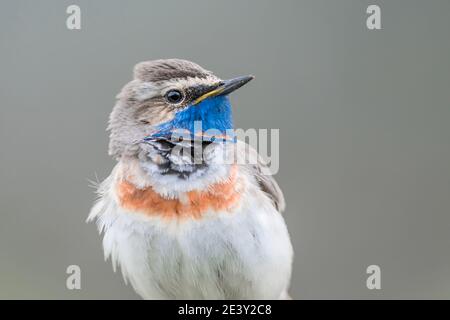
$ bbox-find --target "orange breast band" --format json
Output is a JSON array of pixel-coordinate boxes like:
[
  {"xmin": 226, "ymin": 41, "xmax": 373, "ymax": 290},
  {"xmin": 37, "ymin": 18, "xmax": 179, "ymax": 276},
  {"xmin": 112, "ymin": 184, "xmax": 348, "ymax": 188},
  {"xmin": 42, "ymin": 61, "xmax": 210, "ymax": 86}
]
[{"xmin": 116, "ymin": 166, "xmax": 241, "ymax": 219}]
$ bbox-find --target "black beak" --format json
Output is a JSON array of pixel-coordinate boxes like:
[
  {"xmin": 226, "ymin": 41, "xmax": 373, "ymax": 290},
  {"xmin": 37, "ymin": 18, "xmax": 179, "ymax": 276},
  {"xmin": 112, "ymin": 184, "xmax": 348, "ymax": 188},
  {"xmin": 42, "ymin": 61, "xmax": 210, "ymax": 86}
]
[
  {"xmin": 217, "ymin": 75, "xmax": 255, "ymax": 96},
  {"xmin": 193, "ymin": 75, "xmax": 254, "ymax": 105}
]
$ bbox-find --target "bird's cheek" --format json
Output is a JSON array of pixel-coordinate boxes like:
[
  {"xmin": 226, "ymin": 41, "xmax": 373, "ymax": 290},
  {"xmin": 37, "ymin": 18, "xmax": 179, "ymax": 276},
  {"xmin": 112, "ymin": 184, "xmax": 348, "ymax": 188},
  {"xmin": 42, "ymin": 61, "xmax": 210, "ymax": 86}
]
[{"xmin": 149, "ymin": 108, "xmax": 176, "ymax": 124}]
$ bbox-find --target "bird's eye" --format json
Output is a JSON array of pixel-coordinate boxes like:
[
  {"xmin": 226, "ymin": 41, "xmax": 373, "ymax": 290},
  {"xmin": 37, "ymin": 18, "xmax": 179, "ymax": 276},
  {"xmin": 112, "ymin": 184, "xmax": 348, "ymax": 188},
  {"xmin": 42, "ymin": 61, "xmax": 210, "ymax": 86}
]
[{"xmin": 165, "ymin": 89, "xmax": 184, "ymax": 104}]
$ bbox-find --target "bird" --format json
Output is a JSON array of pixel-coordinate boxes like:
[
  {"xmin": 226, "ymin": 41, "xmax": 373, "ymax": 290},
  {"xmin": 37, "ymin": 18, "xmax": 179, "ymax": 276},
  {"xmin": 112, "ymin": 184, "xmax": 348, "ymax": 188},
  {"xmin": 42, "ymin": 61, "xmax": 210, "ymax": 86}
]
[{"xmin": 88, "ymin": 59, "xmax": 293, "ymax": 299}]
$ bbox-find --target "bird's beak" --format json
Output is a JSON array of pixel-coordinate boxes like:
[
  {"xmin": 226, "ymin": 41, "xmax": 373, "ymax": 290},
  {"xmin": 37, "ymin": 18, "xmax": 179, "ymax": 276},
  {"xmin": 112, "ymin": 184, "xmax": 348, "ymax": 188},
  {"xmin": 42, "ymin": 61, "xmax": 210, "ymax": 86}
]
[{"xmin": 193, "ymin": 75, "xmax": 254, "ymax": 105}]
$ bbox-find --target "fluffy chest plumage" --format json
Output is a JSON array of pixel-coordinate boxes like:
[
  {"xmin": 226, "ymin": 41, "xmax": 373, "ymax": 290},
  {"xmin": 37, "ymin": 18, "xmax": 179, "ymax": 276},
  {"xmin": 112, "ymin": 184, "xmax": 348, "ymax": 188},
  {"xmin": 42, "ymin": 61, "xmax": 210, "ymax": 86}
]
[
  {"xmin": 89, "ymin": 161, "xmax": 293, "ymax": 299},
  {"xmin": 98, "ymin": 186, "xmax": 293, "ymax": 299},
  {"xmin": 116, "ymin": 165, "xmax": 242, "ymax": 220}
]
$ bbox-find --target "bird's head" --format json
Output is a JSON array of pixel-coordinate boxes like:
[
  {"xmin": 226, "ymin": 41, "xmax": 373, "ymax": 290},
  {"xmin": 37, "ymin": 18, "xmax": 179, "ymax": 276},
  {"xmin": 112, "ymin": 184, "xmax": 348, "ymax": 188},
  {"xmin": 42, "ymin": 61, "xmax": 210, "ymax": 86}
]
[{"xmin": 108, "ymin": 59, "xmax": 253, "ymax": 159}]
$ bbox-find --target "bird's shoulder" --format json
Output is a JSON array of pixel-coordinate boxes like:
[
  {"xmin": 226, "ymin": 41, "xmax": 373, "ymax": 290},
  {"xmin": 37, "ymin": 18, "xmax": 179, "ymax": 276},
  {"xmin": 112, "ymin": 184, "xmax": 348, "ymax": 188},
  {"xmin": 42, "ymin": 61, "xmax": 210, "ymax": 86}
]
[{"xmin": 234, "ymin": 140, "xmax": 286, "ymax": 213}]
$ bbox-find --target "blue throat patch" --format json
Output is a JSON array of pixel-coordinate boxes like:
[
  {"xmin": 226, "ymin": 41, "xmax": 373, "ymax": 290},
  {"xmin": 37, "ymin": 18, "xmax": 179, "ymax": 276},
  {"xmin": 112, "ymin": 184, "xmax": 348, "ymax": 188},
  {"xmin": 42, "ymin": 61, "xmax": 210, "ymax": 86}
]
[{"xmin": 146, "ymin": 95, "xmax": 235, "ymax": 142}]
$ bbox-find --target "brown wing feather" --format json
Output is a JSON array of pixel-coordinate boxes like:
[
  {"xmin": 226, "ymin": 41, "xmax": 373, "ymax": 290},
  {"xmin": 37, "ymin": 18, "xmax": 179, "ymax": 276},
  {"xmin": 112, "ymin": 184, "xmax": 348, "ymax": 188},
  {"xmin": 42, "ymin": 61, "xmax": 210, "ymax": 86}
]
[{"xmin": 236, "ymin": 141, "xmax": 286, "ymax": 213}]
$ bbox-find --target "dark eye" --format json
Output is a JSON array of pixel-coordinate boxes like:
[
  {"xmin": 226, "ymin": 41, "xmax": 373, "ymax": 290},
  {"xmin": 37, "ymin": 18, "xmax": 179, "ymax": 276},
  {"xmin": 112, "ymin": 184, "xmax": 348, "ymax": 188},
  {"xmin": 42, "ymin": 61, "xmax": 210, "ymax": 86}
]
[{"xmin": 165, "ymin": 89, "xmax": 184, "ymax": 104}]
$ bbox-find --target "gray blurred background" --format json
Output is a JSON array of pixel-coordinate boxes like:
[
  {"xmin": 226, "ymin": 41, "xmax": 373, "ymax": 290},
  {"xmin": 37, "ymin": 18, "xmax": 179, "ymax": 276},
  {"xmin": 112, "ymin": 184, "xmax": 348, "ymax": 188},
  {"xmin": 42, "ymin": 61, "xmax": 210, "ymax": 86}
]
[{"xmin": 0, "ymin": 0, "xmax": 449, "ymax": 299}]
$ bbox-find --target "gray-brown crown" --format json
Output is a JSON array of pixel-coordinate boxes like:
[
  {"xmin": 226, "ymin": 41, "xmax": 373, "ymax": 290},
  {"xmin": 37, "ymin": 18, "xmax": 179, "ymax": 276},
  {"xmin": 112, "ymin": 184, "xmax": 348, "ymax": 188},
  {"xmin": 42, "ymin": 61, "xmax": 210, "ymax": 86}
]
[{"xmin": 133, "ymin": 59, "xmax": 214, "ymax": 82}]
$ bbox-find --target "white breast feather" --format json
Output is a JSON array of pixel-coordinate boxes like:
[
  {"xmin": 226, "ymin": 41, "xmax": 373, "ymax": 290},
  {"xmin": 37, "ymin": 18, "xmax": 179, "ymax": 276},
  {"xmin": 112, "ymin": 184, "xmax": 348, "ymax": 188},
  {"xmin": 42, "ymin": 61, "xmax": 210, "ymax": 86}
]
[{"xmin": 88, "ymin": 154, "xmax": 293, "ymax": 299}]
